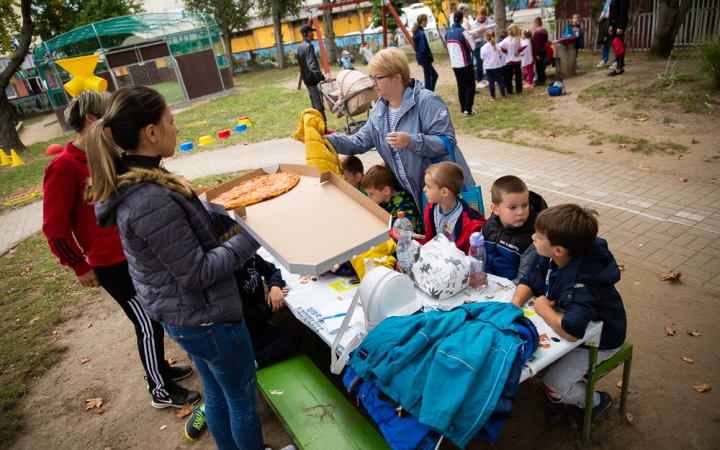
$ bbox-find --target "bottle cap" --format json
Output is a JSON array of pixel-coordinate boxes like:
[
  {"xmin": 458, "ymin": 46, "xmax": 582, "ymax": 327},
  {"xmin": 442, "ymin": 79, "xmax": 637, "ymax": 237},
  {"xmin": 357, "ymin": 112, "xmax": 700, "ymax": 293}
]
[
  {"xmin": 397, "ymin": 211, "xmax": 405, "ymax": 217},
  {"xmin": 469, "ymin": 232, "xmax": 484, "ymax": 246}
]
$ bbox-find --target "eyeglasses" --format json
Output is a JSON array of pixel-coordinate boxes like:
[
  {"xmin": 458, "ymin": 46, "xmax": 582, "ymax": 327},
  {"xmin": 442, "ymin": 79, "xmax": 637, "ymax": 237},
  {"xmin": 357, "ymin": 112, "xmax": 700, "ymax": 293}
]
[{"xmin": 369, "ymin": 75, "xmax": 390, "ymax": 85}]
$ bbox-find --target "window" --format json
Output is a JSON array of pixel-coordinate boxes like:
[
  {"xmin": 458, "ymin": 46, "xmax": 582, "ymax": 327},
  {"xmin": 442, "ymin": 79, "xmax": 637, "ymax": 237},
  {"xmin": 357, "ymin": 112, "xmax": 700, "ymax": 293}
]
[{"xmin": 5, "ymin": 83, "xmax": 17, "ymax": 99}]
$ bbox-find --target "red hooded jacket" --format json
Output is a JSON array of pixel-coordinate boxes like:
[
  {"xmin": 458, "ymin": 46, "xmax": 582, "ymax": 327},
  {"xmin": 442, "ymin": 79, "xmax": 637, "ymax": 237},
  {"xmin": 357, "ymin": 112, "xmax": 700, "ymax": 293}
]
[{"xmin": 419, "ymin": 198, "xmax": 486, "ymax": 254}]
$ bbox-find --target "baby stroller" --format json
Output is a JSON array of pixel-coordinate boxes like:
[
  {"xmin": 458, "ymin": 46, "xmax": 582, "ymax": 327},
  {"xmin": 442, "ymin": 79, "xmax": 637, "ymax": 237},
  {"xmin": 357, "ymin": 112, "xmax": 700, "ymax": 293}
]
[{"xmin": 320, "ymin": 70, "xmax": 378, "ymax": 135}]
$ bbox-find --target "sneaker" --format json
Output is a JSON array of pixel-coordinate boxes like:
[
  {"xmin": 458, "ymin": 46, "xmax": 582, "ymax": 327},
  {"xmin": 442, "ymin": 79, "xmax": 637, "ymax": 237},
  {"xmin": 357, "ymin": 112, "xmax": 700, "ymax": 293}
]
[
  {"xmin": 152, "ymin": 384, "xmax": 201, "ymax": 409},
  {"xmin": 462, "ymin": 110, "xmax": 477, "ymax": 116},
  {"xmin": 185, "ymin": 404, "xmax": 207, "ymax": 441},
  {"xmin": 607, "ymin": 69, "xmax": 624, "ymax": 77},
  {"xmin": 490, "ymin": 97, "xmax": 496, "ymax": 101},
  {"xmin": 501, "ymin": 96, "xmax": 507, "ymax": 100},
  {"xmin": 568, "ymin": 392, "xmax": 613, "ymax": 429},
  {"xmin": 477, "ymin": 81, "xmax": 487, "ymax": 88},
  {"xmin": 547, "ymin": 401, "xmax": 567, "ymax": 425},
  {"xmin": 168, "ymin": 365, "xmax": 193, "ymax": 382},
  {"xmin": 609, "ymin": 61, "xmax": 618, "ymax": 70},
  {"xmin": 523, "ymin": 83, "xmax": 533, "ymax": 89},
  {"xmin": 597, "ymin": 60, "xmax": 608, "ymax": 67}
]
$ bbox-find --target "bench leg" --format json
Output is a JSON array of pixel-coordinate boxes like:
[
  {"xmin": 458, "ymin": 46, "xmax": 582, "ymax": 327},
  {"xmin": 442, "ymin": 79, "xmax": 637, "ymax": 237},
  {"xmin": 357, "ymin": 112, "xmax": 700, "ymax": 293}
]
[
  {"xmin": 620, "ymin": 354, "xmax": 632, "ymax": 416},
  {"xmin": 583, "ymin": 346, "xmax": 599, "ymax": 444}
]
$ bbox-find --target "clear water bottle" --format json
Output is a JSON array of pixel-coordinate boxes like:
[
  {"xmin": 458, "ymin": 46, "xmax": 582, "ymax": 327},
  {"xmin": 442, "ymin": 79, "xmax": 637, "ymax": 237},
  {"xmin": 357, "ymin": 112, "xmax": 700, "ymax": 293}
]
[
  {"xmin": 468, "ymin": 232, "xmax": 488, "ymax": 290},
  {"xmin": 394, "ymin": 211, "xmax": 414, "ymax": 274}
]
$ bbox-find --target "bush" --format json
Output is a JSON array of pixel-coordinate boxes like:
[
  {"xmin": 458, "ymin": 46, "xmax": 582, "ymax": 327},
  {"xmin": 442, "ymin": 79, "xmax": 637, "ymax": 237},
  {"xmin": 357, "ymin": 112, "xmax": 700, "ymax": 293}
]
[{"xmin": 695, "ymin": 33, "xmax": 720, "ymax": 89}]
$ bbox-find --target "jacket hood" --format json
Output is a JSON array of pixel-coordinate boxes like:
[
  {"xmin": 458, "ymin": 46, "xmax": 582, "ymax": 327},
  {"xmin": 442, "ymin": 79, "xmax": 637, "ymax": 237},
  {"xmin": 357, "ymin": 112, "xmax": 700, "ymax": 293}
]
[
  {"xmin": 571, "ymin": 238, "xmax": 621, "ymax": 286},
  {"xmin": 95, "ymin": 167, "xmax": 193, "ymax": 229}
]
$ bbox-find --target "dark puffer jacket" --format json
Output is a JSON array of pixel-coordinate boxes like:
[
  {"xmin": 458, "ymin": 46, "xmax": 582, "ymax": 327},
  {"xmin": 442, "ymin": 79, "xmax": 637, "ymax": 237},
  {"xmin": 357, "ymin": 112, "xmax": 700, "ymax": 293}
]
[
  {"xmin": 95, "ymin": 161, "xmax": 260, "ymax": 327},
  {"xmin": 482, "ymin": 191, "xmax": 547, "ymax": 284}
]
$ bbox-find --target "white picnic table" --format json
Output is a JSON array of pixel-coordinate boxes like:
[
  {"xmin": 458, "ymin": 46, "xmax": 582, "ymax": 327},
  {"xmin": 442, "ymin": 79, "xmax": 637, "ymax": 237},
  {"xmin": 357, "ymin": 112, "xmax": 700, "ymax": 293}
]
[{"xmin": 258, "ymin": 248, "xmax": 603, "ymax": 382}]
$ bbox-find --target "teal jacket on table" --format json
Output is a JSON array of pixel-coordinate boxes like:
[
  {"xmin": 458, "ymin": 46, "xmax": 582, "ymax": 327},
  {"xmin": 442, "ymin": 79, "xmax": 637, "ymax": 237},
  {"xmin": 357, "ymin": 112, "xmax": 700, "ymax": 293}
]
[{"xmin": 349, "ymin": 302, "xmax": 525, "ymax": 448}]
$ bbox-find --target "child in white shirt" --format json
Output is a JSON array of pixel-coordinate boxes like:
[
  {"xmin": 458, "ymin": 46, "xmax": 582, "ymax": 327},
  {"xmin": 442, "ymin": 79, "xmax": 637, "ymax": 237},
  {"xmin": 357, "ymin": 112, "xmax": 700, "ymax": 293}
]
[
  {"xmin": 499, "ymin": 24, "xmax": 526, "ymax": 94},
  {"xmin": 480, "ymin": 30, "xmax": 506, "ymax": 100},
  {"xmin": 521, "ymin": 30, "xmax": 534, "ymax": 88}
]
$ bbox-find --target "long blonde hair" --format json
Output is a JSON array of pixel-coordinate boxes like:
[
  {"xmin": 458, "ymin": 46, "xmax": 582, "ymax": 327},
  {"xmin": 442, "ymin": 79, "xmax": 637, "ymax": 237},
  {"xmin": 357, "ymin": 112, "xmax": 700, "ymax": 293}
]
[
  {"xmin": 485, "ymin": 30, "xmax": 496, "ymax": 51},
  {"xmin": 508, "ymin": 23, "xmax": 520, "ymax": 46},
  {"xmin": 86, "ymin": 86, "xmax": 167, "ymax": 204},
  {"xmin": 412, "ymin": 14, "xmax": 428, "ymax": 35}
]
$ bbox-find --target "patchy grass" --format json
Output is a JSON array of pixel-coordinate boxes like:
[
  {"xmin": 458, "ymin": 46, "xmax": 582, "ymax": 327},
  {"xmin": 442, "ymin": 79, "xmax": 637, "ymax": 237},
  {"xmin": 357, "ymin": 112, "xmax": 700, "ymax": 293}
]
[
  {"xmin": 0, "ymin": 233, "xmax": 94, "ymax": 445},
  {"xmin": 189, "ymin": 171, "xmax": 251, "ymax": 190},
  {"xmin": 20, "ymin": 114, "xmax": 53, "ymax": 127}
]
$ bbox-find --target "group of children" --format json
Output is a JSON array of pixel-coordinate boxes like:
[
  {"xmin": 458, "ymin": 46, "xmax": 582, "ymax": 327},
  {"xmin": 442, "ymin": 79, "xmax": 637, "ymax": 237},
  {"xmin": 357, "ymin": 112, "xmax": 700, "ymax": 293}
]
[
  {"xmin": 478, "ymin": 16, "xmax": 553, "ymax": 100},
  {"xmin": 341, "ymin": 153, "xmax": 626, "ymax": 429}
]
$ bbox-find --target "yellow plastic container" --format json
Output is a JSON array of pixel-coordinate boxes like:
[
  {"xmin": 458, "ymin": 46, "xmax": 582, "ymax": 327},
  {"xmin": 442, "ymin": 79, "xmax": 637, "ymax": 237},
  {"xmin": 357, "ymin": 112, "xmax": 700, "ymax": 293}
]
[{"xmin": 199, "ymin": 135, "xmax": 213, "ymax": 145}]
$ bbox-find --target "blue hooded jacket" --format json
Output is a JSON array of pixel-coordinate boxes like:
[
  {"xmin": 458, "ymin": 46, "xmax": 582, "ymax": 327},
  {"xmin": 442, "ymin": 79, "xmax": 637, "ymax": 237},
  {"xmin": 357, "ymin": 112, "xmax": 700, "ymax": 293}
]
[
  {"xmin": 413, "ymin": 27, "xmax": 434, "ymax": 66},
  {"xmin": 518, "ymin": 237, "xmax": 627, "ymax": 350},
  {"xmin": 349, "ymin": 302, "xmax": 525, "ymax": 448}
]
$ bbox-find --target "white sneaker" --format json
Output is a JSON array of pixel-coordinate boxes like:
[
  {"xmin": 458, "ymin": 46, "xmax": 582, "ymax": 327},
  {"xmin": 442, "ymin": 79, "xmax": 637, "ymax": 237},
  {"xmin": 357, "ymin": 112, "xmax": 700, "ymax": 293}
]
[
  {"xmin": 609, "ymin": 61, "xmax": 618, "ymax": 70},
  {"xmin": 597, "ymin": 60, "xmax": 607, "ymax": 67},
  {"xmin": 477, "ymin": 81, "xmax": 487, "ymax": 88}
]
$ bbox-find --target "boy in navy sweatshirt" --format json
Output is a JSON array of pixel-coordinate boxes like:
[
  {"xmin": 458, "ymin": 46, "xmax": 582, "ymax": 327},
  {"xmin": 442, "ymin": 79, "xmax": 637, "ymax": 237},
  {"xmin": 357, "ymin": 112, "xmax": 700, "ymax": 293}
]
[{"xmin": 511, "ymin": 204, "xmax": 626, "ymax": 428}]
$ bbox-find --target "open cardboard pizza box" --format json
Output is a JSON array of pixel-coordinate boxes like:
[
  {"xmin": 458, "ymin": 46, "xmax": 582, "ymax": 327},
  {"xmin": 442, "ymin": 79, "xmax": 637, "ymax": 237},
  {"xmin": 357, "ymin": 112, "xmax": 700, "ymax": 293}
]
[{"xmin": 199, "ymin": 164, "xmax": 391, "ymax": 276}]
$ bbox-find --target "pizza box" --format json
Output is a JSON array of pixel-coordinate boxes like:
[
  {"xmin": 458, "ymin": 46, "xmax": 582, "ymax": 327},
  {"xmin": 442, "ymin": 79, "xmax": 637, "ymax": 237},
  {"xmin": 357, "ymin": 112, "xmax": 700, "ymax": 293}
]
[{"xmin": 199, "ymin": 164, "xmax": 391, "ymax": 276}]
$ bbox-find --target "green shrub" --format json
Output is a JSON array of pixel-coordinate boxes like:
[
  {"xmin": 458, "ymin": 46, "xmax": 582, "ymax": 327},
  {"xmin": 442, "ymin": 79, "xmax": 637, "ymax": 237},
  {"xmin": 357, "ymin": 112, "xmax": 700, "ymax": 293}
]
[{"xmin": 695, "ymin": 33, "xmax": 720, "ymax": 89}]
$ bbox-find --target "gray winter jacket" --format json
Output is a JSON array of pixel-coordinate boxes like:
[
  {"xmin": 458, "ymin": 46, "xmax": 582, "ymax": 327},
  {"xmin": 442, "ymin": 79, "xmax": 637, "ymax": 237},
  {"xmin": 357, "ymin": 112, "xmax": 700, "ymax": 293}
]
[
  {"xmin": 95, "ymin": 167, "xmax": 260, "ymax": 327},
  {"xmin": 326, "ymin": 79, "xmax": 475, "ymax": 207}
]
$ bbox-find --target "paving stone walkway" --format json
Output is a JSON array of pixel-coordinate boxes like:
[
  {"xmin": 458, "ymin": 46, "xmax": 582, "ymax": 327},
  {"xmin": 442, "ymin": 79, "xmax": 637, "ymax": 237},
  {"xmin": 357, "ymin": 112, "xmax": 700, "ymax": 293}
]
[{"xmin": 3, "ymin": 135, "xmax": 719, "ymax": 294}]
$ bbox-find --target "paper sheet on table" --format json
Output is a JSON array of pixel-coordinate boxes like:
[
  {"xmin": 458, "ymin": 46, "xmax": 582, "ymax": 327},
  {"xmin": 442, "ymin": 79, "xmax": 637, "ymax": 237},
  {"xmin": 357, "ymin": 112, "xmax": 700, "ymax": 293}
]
[{"xmin": 317, "ymin": 299, "xmax": 354, "ymax": 334}]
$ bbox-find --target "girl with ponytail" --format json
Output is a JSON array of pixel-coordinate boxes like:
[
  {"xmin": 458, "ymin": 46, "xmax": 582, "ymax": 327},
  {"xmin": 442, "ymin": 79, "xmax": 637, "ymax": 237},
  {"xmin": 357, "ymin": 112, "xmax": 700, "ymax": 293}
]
[
  {"xmin": 412, "ymin": 13, "xmax": 438, "ymax": 91},
  {"xmin": 480, "ymin": 30, "xmax": 507, "ymax": 100},
  {"xmin": 87, "ymin": 85, "xmax": 267, "ymax": 449},
  {"xmin": 500, "ymin": 23, "xmax": 526, "ymax": 94}
]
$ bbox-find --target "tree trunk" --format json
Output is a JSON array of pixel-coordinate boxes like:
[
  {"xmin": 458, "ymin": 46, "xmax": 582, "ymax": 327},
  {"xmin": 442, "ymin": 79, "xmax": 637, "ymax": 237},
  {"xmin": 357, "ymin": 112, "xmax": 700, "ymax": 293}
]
[
  {"xmin": 649, "ymin": 0, "xmax": 693, "ymax": 58},
  {"xmin": 494, "ymin": 0, "xmax": 507, "ymax": 32},
  {"xmin": 322, "ymin": 0, "xmax": 338, "ymax": 62},
  {"xmin": 0, "ymin": 0, "xmax": 33, "ymax": 152},
  {"xmin": 273, "ymin": 10, "xmax": 287, "ymax": 69},
  {"xmin": 222, "ymin": 29, "xmax": 236, "ymax": 73}
]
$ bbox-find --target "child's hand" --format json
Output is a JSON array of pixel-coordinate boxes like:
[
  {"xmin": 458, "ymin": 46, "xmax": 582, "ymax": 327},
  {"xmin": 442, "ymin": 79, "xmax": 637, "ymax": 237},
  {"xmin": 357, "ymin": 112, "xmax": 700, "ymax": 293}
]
[
  {"xmin": 282, "ymin": 286, "xmax": 290, "ymax": 296},
  {"xmin": 267, "ymin": 286, "xmax": 286, "ymax": 312},
  {"xmin": 533, "ymin": 295, "xmax": 557, "ymax": 314}
]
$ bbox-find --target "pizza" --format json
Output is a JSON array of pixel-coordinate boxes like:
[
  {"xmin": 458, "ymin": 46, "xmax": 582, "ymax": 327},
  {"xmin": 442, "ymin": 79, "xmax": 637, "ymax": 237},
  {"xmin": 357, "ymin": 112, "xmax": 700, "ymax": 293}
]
[{"xmin": 212, "ymin": 172, "xmax": 300, "ymax": 209}]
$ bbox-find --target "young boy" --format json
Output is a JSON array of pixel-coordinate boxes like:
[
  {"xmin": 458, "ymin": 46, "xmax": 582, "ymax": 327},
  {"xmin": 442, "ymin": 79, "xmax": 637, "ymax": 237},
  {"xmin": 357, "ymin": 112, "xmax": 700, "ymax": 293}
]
[
  {"xmin": 483, "ymin": 175, "xmax": 547, "ymax": 285},
  {"xmin": 185, "ymin": 253, "xmax": 302, "ymax": 441},
  {"xmin": 532, "ymin": 17, "xmax": 548, "ymax": 86},
  {"xmin": 511, "ymin": 204, "xmax": 626, "ymax": 428},
  {"xmin": 419, "ymin": 161, "xmax": 485, "ymax": 253},
  {"xmin": 564, "ymin": 14, "xmax": 585, "ymax": 68},
  {"xmin": 362, "ymin": 164, "xmax": 423, "ymax": 233},
  {"xmin": 342, "ymin": 155, "xmax": 366, "ymax": 195}
]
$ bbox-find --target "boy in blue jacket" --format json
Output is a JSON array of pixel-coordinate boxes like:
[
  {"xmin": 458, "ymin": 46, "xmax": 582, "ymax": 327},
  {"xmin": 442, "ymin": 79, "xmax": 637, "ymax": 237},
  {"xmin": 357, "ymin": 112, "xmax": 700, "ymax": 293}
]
[
  {"xmin": 483, "ymin": 175, "xmax": 547, "ymax": 284},
  {"xmin": 510, "ymin": 204, "xmax": 626, "ymax": 428}
]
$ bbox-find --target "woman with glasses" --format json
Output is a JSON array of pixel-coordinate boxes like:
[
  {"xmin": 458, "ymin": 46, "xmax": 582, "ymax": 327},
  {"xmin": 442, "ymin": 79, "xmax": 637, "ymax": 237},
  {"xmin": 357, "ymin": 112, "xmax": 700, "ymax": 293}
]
[{"xmin": 325, "ymin": 47, "xmax": 476, "ymax": 210}]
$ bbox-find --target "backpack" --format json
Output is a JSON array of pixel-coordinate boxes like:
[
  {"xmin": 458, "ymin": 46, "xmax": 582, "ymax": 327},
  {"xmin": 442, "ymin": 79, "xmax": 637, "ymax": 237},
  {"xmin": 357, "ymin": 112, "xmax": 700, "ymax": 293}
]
[
  {"xmin": 330, "ymin": 266, "xmax": 421, "ymax": 374},
  {"xmin": 548, "ymin": 78, "xmax": 565, "ymax": 96}
]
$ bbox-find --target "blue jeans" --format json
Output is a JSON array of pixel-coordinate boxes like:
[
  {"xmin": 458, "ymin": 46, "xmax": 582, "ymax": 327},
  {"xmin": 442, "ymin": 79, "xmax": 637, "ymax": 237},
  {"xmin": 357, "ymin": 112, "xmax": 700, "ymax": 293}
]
[
  {"xmin": 473, "ymin": 46, "xmax": 483, "ymax": 82},
  {"xmin": 601, "ymin": 43, "xmax": 618, "ymax": 63},
  {"xmin": 420, "ymin": 63, "xmax": 438, "ymax": 91},
  {"xmin": 163, "ymin": 322, "xmax": 264, "ymax": 450}
]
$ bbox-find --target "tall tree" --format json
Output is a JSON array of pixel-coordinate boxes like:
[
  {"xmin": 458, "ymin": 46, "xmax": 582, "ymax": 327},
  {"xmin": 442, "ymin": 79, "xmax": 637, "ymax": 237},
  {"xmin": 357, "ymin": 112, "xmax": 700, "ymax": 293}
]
[
  {"xmin": 371, "ymin": 0, "xmax": 403, "ymax": 32},
  {"xmin": 0, "ymin": 0, "xmax": 33, "ymax": 152},
  {"xmin": 32, "ymin": 0, "xmax": 141, "ymax": 42},
  {"xmin": 649, "ymin": 0, "xmax": 693, "ymax": 58},
  {"xmin": 257, "ymin": 0, "xmax": 303, "ymax": 69},
  {"xmin": 75, "ymin": 0, "xmax": 142, "ymax": 27},
  {"xmin": 321, "ymin": 0, "xmax": 338, "ymax": 63},
  {"xmin": 494, "ymin": 0, "xmax": 506, "ymax": 31},
  {"xmin": 184, "ymin": 0, "xmax": 254, "ymax": 72}
]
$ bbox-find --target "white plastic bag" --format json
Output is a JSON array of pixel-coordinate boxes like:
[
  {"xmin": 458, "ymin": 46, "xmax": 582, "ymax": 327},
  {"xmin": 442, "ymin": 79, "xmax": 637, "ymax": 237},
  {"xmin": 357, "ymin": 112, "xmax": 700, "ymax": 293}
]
[{"xmin": 410, "ymin": 234, "xmax": 470, "ymax": 299}]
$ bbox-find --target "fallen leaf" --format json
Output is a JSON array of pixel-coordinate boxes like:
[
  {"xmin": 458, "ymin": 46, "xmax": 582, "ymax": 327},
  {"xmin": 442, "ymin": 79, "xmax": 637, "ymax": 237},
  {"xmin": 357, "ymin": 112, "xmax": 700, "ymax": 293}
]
[
  {"xmin": 81, "ymin": 357, "xmax": 91, "ymax": 364},
  {"xmin": 172, "ymin": 402, "xmax": 194, "ymax": 418},
  {"xmin": 96, "ymin": 408, "xmax": 105, "ymax": 414},
  {"xmin": 577, "ymin": 93, "xmax": 584, "ymax": 98},
  {"xmin": 674, "ymin": 155, "xmax": 682, "ymax": 160},
  {"xmin": 665, "ymin": 326, "xmax": 675, "ymax": 336},
  {"xmin": 617, "ymin": 263, "xmax": 625, "ymax": 271},
  {"xmin": 19, "ymin": 266, "xmax": 31, "ymax": 276},
  {"xmin": 687, "ymin": 330, "xmax": 701, "ymax": 337},
  {"xmin": 52, "ymin": 330, "xmax": 59, "ymax": 336},
  {"xmin": 160, "ymin": 425, "xmax": 167, "ymax": 430},
  {"xmin": 660, "ymin": 272, "xmax": 683, "ymax": 281},
  {"xmin": 168, "ymin": 357, "xmax": 177, "ymax": 365},
  {"xmin": 616, "ymin": 381, "xmax": 631, "ymax": 393},
  {"xmin": 243, "ymin": 142, "xmax": 248, "ymax": 146},
  {"xmin": 548, "ymin": 133, "xmax": 558, "ymax": 139},
  {"xmin": 85, "ymin": 398, "xmax": 103, "ymax": 410},
  {"xmin": 88, "ymin": 323, "xmax": 92, "ymax": 328},
  {"xmin": 693, "ymin": 382, "xmax": 711, "ymax": 393},
  {"xmin": 595, "ymin": 149, "xmax": 604, "ymax": 154},
  {"xmin": 679, "ymin": 178, "xmax": 687, "ymax": 182},
  {"xmin": 691, "ymin": 139, "xmax": 700, "ymax": 144},
  {"xmin": 638, "ymin": 165, "xmax": 651, "ymax": 171},
  {"xmin": 29, "ymin": 316, "xmax": 40, "ymax": 324},
  {"xmin": 626, "ymin": 412, "xmax": 633, "ymax": 423},
  {"xmin": 620, "ymin": 143, "xmax": 626, "ymax": 148},
  {"xmin": 584, "ymin": 130, "xmax": 591, "ymax": 134},
  {"xmin": 637, "ymin": 117, "xmax": 648, "ymax": 122},
  {"xmin": 680, "ymin": 356, "xmax": 694, "ymax": 363},
  {"xmin": 8, "ymin": 248, "xmax": 16, "ymax": 254},
  {"xmin": 214, "ymin": 179, "xmax": 223, "ymax": 186}
]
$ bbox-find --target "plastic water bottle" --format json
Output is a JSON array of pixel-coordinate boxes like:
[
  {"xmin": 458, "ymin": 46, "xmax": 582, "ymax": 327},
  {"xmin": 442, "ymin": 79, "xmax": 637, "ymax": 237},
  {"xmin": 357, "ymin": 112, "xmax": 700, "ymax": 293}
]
[
  {"xmin": 394, "ymin": 211, "xmax": 414, "ymax": 274},
  {"xmin": 468, "ymin": 232, "xmax": 488, "ymax": 290}
]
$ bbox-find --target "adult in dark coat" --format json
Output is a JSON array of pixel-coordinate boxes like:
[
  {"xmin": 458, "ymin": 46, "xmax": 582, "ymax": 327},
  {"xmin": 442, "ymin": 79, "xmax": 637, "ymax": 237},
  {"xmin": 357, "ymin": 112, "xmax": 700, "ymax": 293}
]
[
  {"xmin": 608, "ymin": 0, "xmax": 629, "ymax": 76},
  {"xmin": 297, "ymin": 24, "xmax": 332, "ymax": 126}
]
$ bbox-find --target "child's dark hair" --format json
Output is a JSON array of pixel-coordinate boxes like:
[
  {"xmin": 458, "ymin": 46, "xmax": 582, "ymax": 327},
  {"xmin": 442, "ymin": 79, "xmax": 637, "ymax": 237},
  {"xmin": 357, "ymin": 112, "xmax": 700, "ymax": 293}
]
[
  {"xmin": 425, "ymin": 161, "xmax": 464, "ymax": 196},
  {"xmin": 500, "ymin": 29, "xmax": 508, "ymax": 39},
  {"xmin": 490, "ymin": 175, "xmax": 528, "ymax": 205},
  {"xmin": 535, "ymin": 204, "xmax": 599, "ymax": 256},
  {"xmin": 453, "ymin": 10, "xmax": 464, "ymax": 24},
  {"xmin": 361, "ymin": 164, "xmax": 398, "ymax": 191},
  {"xmin": 533, "ymin": 16, "xmax": 543, "ymax": 27},
  {"xmin": 86, "ymin": 86, "xmax": 167, "ymax": 204},
  {"xmin": 341, "ymin": 155, "xmax": 364, "ymax": 176},
  {"xmin": 523, "ymin": 29, "xmax": 533, "ymax": 39}
]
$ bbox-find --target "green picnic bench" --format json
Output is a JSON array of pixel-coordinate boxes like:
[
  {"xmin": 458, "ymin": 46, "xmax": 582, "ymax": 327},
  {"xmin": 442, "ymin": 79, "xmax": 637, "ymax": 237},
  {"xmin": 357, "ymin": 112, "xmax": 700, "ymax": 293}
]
[{"xmin": 256, "ymin": 351, "xmax": 390, "ymax": 450}]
